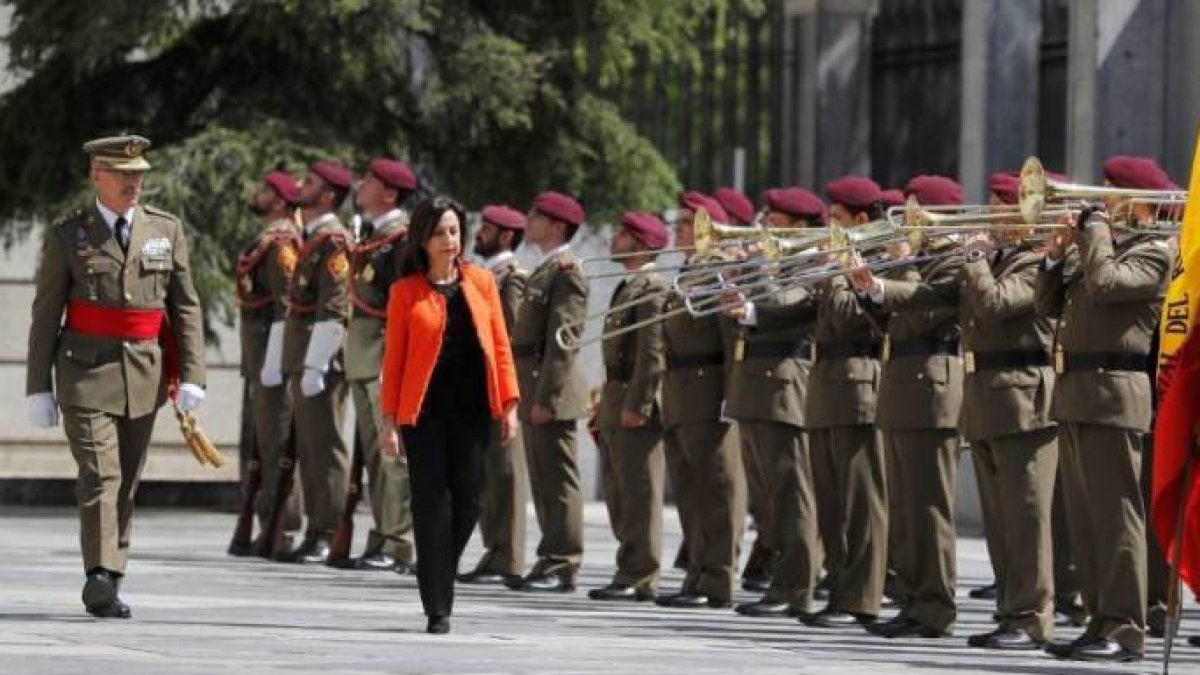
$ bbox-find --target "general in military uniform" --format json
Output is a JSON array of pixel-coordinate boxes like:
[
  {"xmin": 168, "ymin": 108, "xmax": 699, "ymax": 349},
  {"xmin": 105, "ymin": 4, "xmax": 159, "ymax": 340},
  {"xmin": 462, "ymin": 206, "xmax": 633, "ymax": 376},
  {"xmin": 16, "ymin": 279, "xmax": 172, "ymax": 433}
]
[
  {"xmin": 26, "ymin": 135, "xmax": 207, "ymax": 618},
  {"xmin": 345, "ymin": 158, "xmax": 417, "ymax": 572},
  {"xmin": 509, "ymin": 191, "xmax": 589, "ymax": 592},
  {"xmin": 588, "ymin": 212, "xmax": 669, "ymax": 602},
  {"xmin": 1036, "ymin": 156, "xmax": 1175, "ymax": 662},
  {"xmin": 459, "ymin": 205, "xmax": 531, "ymax": 584},
  {"xmin": 236, "ymin": 170, "xmax": 303, "ymax": 555},
  {"xmin": 655, "ymin": 193, "xmax": 746, "ymax": 609},
  {"xmin": 276, "ymin": 160, "xmax": 354, "ymax": 563}
]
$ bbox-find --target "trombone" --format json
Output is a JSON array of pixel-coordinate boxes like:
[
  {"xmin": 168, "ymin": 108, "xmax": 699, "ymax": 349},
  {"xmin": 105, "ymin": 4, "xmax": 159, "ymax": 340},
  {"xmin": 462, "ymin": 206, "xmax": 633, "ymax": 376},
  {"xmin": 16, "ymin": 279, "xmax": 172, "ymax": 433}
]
[{"xmin": 1019, "ymin": 156, "xmax": 1187, "ymax": 225}]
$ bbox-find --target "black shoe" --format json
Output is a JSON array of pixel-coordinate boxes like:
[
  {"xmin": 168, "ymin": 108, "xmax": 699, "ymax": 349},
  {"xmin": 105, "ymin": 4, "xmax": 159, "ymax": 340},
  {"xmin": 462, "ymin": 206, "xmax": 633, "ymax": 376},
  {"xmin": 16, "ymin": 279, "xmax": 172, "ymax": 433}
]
[
  {"xmin": 968, "ymin": 582, "xmax": 997, "ymax": 600},
  {"xmin": 1054, "ymin": 609, "xmax": 1086, "ymax": 628},
  {"xmin": 82, "ymin": 570, "xmax": 118, "ymax": 612},
  {"xmin": 355, "ymin": 552, "xmax": 396, "ymax": 571},
  {"xmin": 227, "ymin": 538, "xmax": 255, "ymax": 557},
  {"xmin": 967, "ymin": 628, "xmax": 1042, "ymax": 650},
  {"xmin": 587, "ymin": 584, "xmax": 654, "ymax": 602},
  {"xmin": 1044, "ymin": 634, "xmax": 1091, "ymax": 658},
  {"xmin": 392, "ymin": 560, "xmax": 417, "ymax": 575},
  {"xmin": 741, "ymin": 576, "xmax": 771, "ymax": 593},
  {"xmin": 734, "ymin": 599, "xmax": 795, "ymax": 617},
  {"xmin": 1187, "ymin": 635, "xmax": 1200, "ymax": 648},
  {"xmin": 426, "ymin": 615, "xmax": 450, "ymax": 634},
  {"xmin": 800, "ymin": 609, "xmax": 877, "ymax": 629},
  {"xmin": 868, "ymin": 616, "xmax": 949, "ymax": 639},
  {"xmin": 1147, "ymin": 605, "xmax": 1167, "ymax": 638},
  {"xmin": 813, "ymin": 573, "xmax": 836, "ymax": 602},
  {"xmin": 457, "ymin": 569, "xmax": 509, "ymax": 585},
  {"xmin": 1067, "ymin": 637, "xmax": 1142, "ymax": 662},
  {"xmin": 287, "ymin": 536, "xmax": 331, "ymax": 564},
  {"xmin": 86, "ymin": 598, "xmax": 132, "ymax": 619},
  {"xmin": 513, "ymin": 573, "xmax": 575, "ymax": 593},
  {"xmin": 656, "ymin": 591, "xmax": 717, "ymax": 609}
]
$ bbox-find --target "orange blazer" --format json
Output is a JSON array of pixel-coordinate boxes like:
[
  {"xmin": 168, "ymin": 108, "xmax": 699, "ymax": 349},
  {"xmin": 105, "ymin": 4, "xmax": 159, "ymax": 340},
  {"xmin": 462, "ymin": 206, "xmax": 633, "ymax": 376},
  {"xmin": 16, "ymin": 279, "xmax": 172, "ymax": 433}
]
[{"xmin": 380, "ymin": 263, "xmax": 520, "ymax": 426}]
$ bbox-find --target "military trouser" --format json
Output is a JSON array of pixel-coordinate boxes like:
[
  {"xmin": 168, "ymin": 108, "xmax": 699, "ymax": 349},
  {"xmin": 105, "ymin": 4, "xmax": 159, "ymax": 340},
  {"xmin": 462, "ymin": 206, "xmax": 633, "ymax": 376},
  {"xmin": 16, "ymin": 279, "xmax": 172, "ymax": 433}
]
[
  {"xmin": 739, "ymin": 421, "xmax": 779, "ymax": 579},
  {"xmin": 289, "ymin": 370, "xmax": 349, "ymax": 538},
  {"xmin": 970, "ymin": 427, "xmax": 1057, "ymax": 643},
  {"xmin": 250, "ymin": 381, "xmax": 303, "ymax": 536},
  {"xmin": 1141, "ymin": 434, "xmax": 1169, "ymax": 620},
  {"xmin": 598, "ymin": 422, "xmax": 664, "ymax": 592},
  {"xmin": 1051, "ymin": 471, "xmax": 1080, "ymax": 607},
  {"xmin": 741, "ymin": 420, "xmax": 819, "ymax": 611},
  {"xmin": 810, "ymin": 425, "xmax": 887, "ymax": 616},
  {"xmin": 522, "ymin": 420, "xmax": 584, "ymax": 577},
  {"xmin": 63, "ymin": 406, "xmax": 157, "ymax": 574},
  {"xmin": 1058, "ymin": 422, "xmax": 1147, "ymax": 653},
  {"xmin": 884, "ymin": 428, "xmax": 959, "ymax": 632},
  {"xmin": 350, "ymin": 377, "xmax": 413, "ymax": 561},
  {"xmin": 883, "ymin": 432, "xmax": 908, "ymax": 602},
  {"xmin": 474, "ymin": 418, "xmax": 528, "ymax": 576},
  {"xmin": 663, "ymin": 420, "xmax": 746, "ymax": 603}
]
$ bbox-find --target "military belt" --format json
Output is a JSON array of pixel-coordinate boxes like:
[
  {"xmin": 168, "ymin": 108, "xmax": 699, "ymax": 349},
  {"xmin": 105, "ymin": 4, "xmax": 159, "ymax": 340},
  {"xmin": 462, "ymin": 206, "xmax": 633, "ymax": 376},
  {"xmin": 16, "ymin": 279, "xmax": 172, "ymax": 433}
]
[
  {"xmin": 814, "ymin": 340, "xmax": 880, "ymax": 362},
  {"xmin": 665, "ymin": 352, "xmax": 725, "ymax": 369},
  {"xmin": 744, "ymin": 340, "xmax": 812, "ymax": 361},
  {"xmin": 511, "ymin": 344, "xmax": 542, "ymax": 360},
  {"xmin": 1056, "ymin": 351, "xmax": 1152, "ymax": 374},
  {"xmin": 885, "ymin": 337, "xmax": 960, "ymax": 361},
  {"xmin": 964, "ymin": 349, "xmax": 1050, "ymax": 374}
]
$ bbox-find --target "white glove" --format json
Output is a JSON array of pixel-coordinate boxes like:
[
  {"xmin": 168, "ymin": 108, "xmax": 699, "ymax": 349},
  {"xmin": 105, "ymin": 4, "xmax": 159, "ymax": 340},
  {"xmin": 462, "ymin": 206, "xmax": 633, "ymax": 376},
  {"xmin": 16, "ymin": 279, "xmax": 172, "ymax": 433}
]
[
  {"xmin": 300, "ymin": 368, "xmax": 326, "ymax": 397},
  {"xmin": 176, "ymin": 383, "xmax": 206, "ymax": 412},
  {"xmin": 26, "ymin": 392, "xmax": 58, "ymax": 428},
  {"xmin": 260, "ymin": 321, "xmax": 285, "ymax": 387},
  {"xmin": 303, "ymin": 320, "xmax": 346, "ymax": 372}
]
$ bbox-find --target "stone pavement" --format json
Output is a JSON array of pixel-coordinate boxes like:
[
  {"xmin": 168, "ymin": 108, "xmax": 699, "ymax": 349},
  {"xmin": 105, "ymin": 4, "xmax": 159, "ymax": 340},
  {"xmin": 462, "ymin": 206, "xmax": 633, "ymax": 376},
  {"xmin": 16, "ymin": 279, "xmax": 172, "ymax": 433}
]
[{"xmin": 0, "ymin": 504, "xmax": 1196, "ymax": 675}]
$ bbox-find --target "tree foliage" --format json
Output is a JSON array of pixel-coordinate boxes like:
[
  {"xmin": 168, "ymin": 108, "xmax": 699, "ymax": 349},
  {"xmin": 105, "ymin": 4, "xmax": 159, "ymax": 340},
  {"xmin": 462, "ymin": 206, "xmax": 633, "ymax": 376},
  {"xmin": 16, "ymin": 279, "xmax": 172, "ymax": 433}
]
[{"xmin": 0, "ymin": 0, "xmax": 758, "ymax": 334}]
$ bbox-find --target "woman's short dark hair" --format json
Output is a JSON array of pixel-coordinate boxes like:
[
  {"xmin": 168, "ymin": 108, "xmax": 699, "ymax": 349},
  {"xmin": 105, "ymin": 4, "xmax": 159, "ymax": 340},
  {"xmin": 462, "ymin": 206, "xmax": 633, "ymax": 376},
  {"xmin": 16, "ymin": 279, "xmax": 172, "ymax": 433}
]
[{"xmin": 401, "ymin": 196, "xmax": 468, "ymax": 276}]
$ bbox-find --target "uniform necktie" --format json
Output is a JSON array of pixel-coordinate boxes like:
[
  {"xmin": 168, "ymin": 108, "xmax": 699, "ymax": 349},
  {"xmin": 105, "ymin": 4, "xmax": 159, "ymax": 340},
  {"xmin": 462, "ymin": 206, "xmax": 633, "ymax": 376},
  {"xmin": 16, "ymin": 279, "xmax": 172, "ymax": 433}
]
[
  {"xmin": 360, "ymin": 219, "xmax": 375, "ymax": 241},
  {"xmin": 115, "ymin": 216, "xmax": 130, "ymax": 253}
]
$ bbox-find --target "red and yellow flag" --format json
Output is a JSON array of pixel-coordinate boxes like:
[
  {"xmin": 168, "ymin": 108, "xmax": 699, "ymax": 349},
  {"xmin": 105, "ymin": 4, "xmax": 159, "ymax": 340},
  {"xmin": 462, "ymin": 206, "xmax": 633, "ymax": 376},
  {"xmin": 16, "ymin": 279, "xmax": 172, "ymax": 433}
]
[{"xmin": 1153, "ymin": 127, "xmax": 1200, "ymax": 595}]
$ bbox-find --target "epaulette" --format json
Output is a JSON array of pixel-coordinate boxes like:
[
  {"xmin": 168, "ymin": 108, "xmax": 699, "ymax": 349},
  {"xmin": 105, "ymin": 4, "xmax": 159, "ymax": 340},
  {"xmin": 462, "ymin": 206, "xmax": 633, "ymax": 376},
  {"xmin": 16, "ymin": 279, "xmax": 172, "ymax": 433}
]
[
  {"xmin": 142, "ymin": 204, "xmax": 180, "ymax": 222},
  {"xmin": 53, "ymin": 208, "xmax": 85, "ymax": 228},
  {"xmin": 557, "ymin": 257, "xmax": 578, "ymax": 271}
]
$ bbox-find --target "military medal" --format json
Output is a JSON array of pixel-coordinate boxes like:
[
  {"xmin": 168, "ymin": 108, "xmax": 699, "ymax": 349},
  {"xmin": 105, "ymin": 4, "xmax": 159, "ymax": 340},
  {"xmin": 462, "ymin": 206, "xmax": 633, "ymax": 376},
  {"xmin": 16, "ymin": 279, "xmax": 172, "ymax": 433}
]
[
  {"xmin": 882, "ymin": 334, "xmax": 892, "ymax": 362},
  {"xmin": 964, "ymin": 350, "xmax": 976, "ymax": 374},
  {"xmin": 1054, "ymin": 345, "xmax": 1064, "ymax": 374},
  {"xmin": 359, "ymin": 263, "xmax": 375, "ymax": 283},
  {"xmin": 733, "ymin": 334, "xmax": 746, "ymax": 362}
]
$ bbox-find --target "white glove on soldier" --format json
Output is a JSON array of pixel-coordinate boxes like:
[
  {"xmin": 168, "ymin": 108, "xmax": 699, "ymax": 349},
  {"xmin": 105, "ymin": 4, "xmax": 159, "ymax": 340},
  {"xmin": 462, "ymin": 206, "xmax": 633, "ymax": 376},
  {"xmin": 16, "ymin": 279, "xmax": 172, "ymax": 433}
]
[
  {"xmin": 26, "ymin": 392, "xmax": 58, "ymax": 428},
  {"xmin": 176, "ymin": 383, "xmax": 206, "ymax": 412},
  {"xmin": 260, "ymin": 321, "xmax": 285, "ymax": 387},
  {"xmin": 300, "ymin": 320, "xmax": 346, "ymax": 398}
]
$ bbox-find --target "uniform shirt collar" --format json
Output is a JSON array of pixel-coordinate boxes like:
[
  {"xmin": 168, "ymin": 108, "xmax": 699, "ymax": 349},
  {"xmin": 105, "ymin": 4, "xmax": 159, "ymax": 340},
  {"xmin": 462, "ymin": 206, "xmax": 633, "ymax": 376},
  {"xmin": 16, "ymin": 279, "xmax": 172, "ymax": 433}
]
[
  {"xmin": 537, "ymin": 242, "xmax": 571, "ymax": 268},
  {"xmin": 95, "ymin": 198, "xmax": 136, "ymax": 231},
  {"xmin": 483, "ymin": 250, "xmax": 515, "ymax": 271},
  {"xmin": 304, "ymin": 212, "xmax": 338, "ymax": 236}
]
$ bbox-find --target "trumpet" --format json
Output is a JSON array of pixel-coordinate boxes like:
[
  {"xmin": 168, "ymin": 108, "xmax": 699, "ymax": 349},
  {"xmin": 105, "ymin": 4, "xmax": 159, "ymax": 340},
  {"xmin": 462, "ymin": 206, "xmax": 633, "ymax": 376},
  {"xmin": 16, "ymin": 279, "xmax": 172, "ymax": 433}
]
[{"xmin": 1019, "ymin": 156, "xmax": 1187, "ymax": 224}]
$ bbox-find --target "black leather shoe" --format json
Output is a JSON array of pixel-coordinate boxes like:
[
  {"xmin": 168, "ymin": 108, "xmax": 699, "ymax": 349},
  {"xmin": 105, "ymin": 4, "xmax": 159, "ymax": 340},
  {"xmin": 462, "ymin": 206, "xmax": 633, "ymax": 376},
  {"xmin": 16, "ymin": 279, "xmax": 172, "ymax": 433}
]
[
  {"xmin": 86, "ymin": 598, "xmax": 132, "ymax": 619},
  {"xmin": 392, "ymin": 560, "xmax": 417, "ymax": 575},
  {"xmin": 655, "ymin": 591, "xmax": 712, "ymax": 608},
  {"xmin": 587, "ymin": 584, "xmax": 654, "ymax": 602},
  {"xmin": 300, "ymin": 538, "xmax": 331, "ymax": 564},
  {"xmin": 227, "ymin": 538, "xmax": 255, "ymax": 557},
  {"xmin": 868, "ymin": 616, "xmax": 949, "ymax": 639},
  {"xmin": 457, "ymin": 570, "xmax": 509, "ymax": 585},
  {"xmin": 968, "ymin": 582, "xmax": 997, "ymax": 600},
  {"xmin": 1147, "ymin": 605, "xmax": 1166, "ymax": 638},
  {"xmin": 82, "ymin": 570, "xmax": 118, "ymax": 612},
  {"xmin": 355, "ymin": 552, "xmax": 396, "ymax": 571},
  {"xmin": 813, "ymin": 573, "xmax": 836, "ymax": 602},
  {"xmin": 426, "ymin": 615, "xmax": 450, "ymax": 634},
  {"xmin": 967, "ymin": 628, "xmax": 1042, "ymax": 650},
  {"xmin": 741, "ymin": 576, "xmax": 771, "ymax": 593},
  {"xmin": 1187, "ymin": 635, "xmax": 1200, "ymax": 648},
  {"xmin": 513, "ymin": 573, "xmax": 575, "ymax": 593},
  {"xmin": 1044, "ymin": 634, "xmax": 1091, "ymax": 658},
  {"xmin": 735, "ymin": 600, "xmax": 795, "ymax": 617},
  {"xmin": 800, "ymin": 609, "xmax": 876, "ymax": 629},
  {"xmin": 1069, "ymin": 637, "xmax": 1142, "ymax": 662},
  {"xmin": 1054, "ymin": 609, "xmax": 1086, "ymax": 628}
]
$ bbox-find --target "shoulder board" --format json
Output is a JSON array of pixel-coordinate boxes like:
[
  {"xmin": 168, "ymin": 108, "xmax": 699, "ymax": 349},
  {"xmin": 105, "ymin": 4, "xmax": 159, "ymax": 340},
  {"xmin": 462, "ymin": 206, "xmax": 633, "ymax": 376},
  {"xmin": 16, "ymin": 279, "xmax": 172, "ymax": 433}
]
[
  {"xmin": 557, "ymin": 258, "xmax": 579, "ymax": 271},
  {"xmin": 53, "ymin": 208, "xmax": 86, "ymax": 228},
  {"xmin": 142, "ymin": 204, "xmax": 180, "ymax": 221}
]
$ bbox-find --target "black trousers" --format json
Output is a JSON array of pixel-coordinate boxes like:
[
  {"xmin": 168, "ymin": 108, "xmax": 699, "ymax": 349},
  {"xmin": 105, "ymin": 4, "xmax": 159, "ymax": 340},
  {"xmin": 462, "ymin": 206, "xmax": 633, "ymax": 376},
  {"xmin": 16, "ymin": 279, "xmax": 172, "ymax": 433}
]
[{"xmin": 402, "ymin": 415, "xmax": 490, "ymax": 618}]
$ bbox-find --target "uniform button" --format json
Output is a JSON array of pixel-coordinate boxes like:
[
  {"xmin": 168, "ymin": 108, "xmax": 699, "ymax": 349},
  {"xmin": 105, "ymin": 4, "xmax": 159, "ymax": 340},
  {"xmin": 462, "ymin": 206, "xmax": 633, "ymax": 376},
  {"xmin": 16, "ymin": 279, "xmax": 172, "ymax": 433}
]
[
  {"xmin": 65, "ymin": 350, "xmax": 73, "ymax": 357},
  {"xmin": 124, "ymin": 293, "xmax": 132, "ymax": 301},
  {"xmin": 698, "ymin": 369, "xmax": 706, "ymax": 376},
  {"xmin": 765, "ymin": 369, "xmax": 773, "ymax": 377},
  {"xmin": 1097, "ymin": 367, "xmax": 1105, "ymax": 373},
  {"xmin": 917, "ymin": 373, "xmax": 924, "ymax": 379}
]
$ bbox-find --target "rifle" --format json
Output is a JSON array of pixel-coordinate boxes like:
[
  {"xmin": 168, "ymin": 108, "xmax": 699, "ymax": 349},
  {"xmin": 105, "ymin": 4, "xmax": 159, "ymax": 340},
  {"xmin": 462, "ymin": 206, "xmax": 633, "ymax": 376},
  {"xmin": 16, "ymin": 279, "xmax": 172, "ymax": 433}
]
[
  {"xmin": 327, "ymin": 427, "xmax": 366, "ymax": 568},
  {"xmin": 228, "ymin": 380, "xmax": 261, "ymax": 556},
  {"xmin": 256, "ymin": 419, "xmax": 298, "ymax": 560}
]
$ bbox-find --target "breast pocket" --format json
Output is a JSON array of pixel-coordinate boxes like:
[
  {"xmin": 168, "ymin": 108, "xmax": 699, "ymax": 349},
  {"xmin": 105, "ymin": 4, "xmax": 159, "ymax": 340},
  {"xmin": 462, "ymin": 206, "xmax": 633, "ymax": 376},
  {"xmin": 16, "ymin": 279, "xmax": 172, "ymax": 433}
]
[
  {"xmin": 79, "ymin": 258, "xmax": 121, "ymax": 301},
  {"xmin": 140, "ymin": 256, "xmax": 173, "ymax": 301}
]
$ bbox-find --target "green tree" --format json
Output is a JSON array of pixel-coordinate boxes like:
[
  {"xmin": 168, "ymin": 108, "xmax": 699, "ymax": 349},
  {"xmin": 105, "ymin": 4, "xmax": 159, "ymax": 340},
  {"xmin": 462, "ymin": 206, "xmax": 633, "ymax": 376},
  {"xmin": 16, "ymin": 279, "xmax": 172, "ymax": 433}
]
[{"xmin": 0, "ymin": 0, "xmax": 759, "ymax": 335}]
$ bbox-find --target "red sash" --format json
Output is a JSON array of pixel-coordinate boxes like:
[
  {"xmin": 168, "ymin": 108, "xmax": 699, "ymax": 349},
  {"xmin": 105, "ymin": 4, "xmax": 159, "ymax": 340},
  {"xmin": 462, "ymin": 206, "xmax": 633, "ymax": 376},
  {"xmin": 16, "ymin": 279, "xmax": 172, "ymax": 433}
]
[{"xmin": 64, "ymin": 299, "xmax": 180, "ymax": 398}]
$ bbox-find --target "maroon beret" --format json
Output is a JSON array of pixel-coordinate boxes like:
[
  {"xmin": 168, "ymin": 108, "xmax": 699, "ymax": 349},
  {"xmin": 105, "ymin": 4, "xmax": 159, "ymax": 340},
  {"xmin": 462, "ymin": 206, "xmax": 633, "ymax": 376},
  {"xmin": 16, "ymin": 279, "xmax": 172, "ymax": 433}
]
[
  {"xmin": 532, "ymin": 190, "xmax": 585, "ymax": 226},
  {"xmin": 368, "ymin": 158, "xmax": 417, "ymax": 191},
  {"xmin": 310, "ymin": 160, "xmax": 354, "ymax": 190},
  {"xmin": 712, "ymin": 187, "xmax": 755, "ymax": 225},
  {"xmin": 988, "ymin": 172, "xmax": 1020, "ymax": 205},
  {"xmin": 481, "ymin": 204, "xmax": 525, "ymax": 231},
  {"xmin": 880, "ymin": 189, "xmax": 906, "ymax": 208},
  {"xmin": 764, "ymin": 187, "xmax": 827, "ymax": 223},
  {"xmin": 679, "ymin": 190, "xmax": 729, "ymax": 224},
  {"xmin": 904, "ymin": 175, "xmax": 963, "ymax": 206},
  {"xmin": 1102, "ymin": 155, "xmax": 1176, "ymax": 190},
  {"xmin": 825, "ymin": 176, "xmax": 883, "ymax": 209},
  {"xmin": 263, "ymin": 170, "xmax": 300, "ymax": 204},
  {"xmin": 620, "ymin": 211, "xmax": 669, "ymax": 250}
]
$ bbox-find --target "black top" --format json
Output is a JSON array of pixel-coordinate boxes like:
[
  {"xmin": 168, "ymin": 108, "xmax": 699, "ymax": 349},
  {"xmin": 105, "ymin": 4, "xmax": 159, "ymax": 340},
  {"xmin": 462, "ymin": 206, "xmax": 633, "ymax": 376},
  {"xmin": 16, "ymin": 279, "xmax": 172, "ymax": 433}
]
[{"xmin": 420, "ymin": 279, "xmax": 489, "ymax": 421}]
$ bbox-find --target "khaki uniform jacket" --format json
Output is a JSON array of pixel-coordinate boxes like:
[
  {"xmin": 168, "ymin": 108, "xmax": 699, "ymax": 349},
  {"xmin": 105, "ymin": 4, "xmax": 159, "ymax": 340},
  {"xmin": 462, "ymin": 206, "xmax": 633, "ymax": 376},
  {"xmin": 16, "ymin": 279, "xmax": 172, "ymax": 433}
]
[
  {"xmin": 512, "ymin": 248, "xmax": 590, "ymax": 421},
  {"xmin": 598, "ymin": 270, "xmax": 667, "ymax": 428},
  {"xmin": 1035, "ymin": 221, "xmax": 1173, "ymax": 431},
  {"xmin": 236, "ymin": 219, "xmax": 299, "ymax": 379},
  {"xmin": 725, "ymin": 281, "xmax": 814, "ymax": 428},
  {"xmin": 345, "ymin": 213, "xmax": 407, "ymax": 381},
  {"xmin": 27, "ymin": 203, "xmax": 207, "ymax": 418},
  {"xmin": 880, "ymin": 245, "xmax": 1055, "ymax": 442},
  {"xmin": 494, "ymin": 257, "xmax": 528, "ymax": 335},
  {"xmin": 876, "ymin": 255, "xmax": 965, "ymax": 431},
  {"xmin": 282, "ymin": 215, "xmax": 351, "ymax": 375},
  {"xmin": 661, "ymin": 259, "xmax": 735, "ymax": 429}
]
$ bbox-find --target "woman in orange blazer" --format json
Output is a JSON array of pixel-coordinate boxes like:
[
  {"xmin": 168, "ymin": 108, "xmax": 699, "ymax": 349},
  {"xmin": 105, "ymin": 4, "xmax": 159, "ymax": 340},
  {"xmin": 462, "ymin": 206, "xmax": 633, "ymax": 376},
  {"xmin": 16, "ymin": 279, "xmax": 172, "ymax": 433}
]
[{"xmin": 379, "ymin": 196, "xmax": 519, "ymax": 634}]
